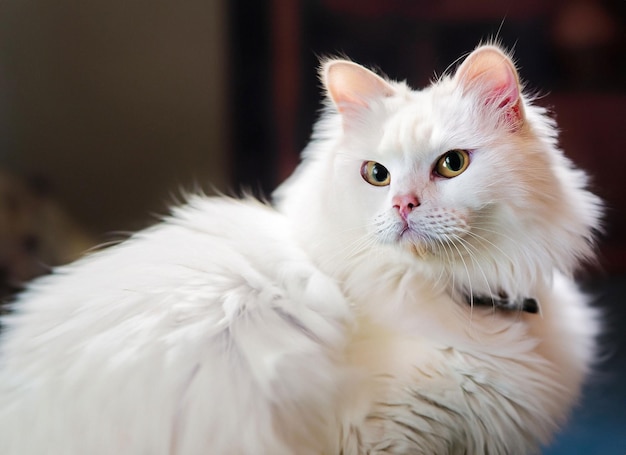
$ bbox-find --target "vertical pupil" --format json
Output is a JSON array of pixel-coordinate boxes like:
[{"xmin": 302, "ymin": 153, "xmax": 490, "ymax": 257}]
[{"xmin": 446, "ymin": 152, "xmax": 462, "ymax": 171}]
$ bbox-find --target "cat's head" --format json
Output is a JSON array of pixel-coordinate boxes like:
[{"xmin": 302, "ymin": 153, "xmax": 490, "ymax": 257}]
[{"xmin": 275, "ymin": 45, "xmax": 601, "ymax": 298}]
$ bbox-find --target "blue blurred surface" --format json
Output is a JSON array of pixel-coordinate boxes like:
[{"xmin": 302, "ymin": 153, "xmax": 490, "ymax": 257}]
[{"xmin": 545, "ymin": 276, "xmax": 626, "ymax": 455}]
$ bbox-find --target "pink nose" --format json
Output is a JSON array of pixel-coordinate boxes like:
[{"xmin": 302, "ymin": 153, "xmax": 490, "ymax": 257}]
[{"xmin": 392, "ymin": 194, "xmax": 420, "ymax": 219}]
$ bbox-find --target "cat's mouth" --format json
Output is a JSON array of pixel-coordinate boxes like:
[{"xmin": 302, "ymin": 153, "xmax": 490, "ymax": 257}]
[
  {"xmin": 396, "ymin": 223, "xmax": 434, "ymax": 258},
  {"xmin": 376, "ymin": 211, "xmax": 472, "ymax": 259},
  {"xmin": 396, "ymin": 220, "xmax": 470, "ymax": 259}
]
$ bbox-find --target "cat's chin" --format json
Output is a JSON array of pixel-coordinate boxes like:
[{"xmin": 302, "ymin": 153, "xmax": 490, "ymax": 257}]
[
  {"xmin": 406, "ymin": 241, "xmax": 430, "ymax": 259},
  {"xmin": 378, "ymin": 227, "xmax": 435, "ymax": 260},
  {"xmin": 395, "ymin": 237, "xmax": 433, "ymax": 260}
]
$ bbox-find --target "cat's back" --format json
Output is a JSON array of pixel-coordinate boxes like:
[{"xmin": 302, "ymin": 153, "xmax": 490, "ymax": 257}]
[{"xmin": 0, "ymin": 196, "xmax": 349, "ymax": 455}]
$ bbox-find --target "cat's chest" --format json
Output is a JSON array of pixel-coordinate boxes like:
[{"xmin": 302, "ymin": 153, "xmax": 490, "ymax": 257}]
[{"xmin": 341, "ymin": 299, "xmax": 539, "ymax": 454}]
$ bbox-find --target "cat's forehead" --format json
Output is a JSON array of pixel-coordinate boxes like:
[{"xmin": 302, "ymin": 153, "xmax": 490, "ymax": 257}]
[{"xmin": 375, "ymin": 81, "xmax": 464, "ymax": 161}]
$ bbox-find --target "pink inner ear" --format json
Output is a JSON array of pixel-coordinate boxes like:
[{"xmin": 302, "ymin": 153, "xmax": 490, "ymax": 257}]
[
  {"xmin": 324, "ymin": 61, "xmax": 395, "ymax": 113},
  {"xmin": 491, "ymin": 67, "xmax": 519, "ymax": 107},
  {"xmin": 456, "ymin": 47, "xmax": 524, "ymax": 127}
]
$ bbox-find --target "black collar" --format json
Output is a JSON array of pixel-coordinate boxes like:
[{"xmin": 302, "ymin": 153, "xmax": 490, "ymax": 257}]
[{"xmin": 465, "ymin": 293, "xmax": 539, "ymax": 314}]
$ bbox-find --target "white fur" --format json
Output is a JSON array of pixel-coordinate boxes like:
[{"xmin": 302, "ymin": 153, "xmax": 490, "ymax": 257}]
[{"xmin": 0, "ymin": 45, "xmax": 601, "ymax": 454}]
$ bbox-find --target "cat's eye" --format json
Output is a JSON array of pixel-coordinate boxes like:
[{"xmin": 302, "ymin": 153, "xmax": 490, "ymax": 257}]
[
  {"xmin": 361, "ymin": 161, "xmax": 391, "ymax": 186},
  {"xmin": 435, "ymin": 149, "xmax": 470, "ymax": 178}
]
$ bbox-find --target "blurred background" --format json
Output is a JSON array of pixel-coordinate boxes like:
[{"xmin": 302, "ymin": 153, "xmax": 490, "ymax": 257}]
[{"xmin": 0, "ymin": 0, "xmax": 624, "ymax": 452}]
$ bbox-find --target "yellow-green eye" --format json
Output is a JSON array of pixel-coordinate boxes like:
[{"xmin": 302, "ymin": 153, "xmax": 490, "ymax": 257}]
[
  {"xmin": 361, "ymin": 161, "xmax": 390, "ymax": 186},
  {"xmin": 435, "ymin": 149, "xmax": 470, "ymax": 178}
]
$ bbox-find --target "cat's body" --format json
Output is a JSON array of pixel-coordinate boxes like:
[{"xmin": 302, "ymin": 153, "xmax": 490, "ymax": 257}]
[{"xmin": 0, "ymin": 45, "xmax": 601, "ymax": 454}]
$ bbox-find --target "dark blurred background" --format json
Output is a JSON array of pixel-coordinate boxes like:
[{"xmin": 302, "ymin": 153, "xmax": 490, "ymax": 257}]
[{"xmin": 0, "ymin": 0, "xmax": 624, "ymax": 452}]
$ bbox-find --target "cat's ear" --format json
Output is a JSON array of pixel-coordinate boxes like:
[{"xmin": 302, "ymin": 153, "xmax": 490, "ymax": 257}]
[
  {"xmin": 454, "ymin": 46, "xmax": 524, "ymax": 129},
  {"xmin": 322, "ymin": 59, "xmax": 395, "ymax": 124}
]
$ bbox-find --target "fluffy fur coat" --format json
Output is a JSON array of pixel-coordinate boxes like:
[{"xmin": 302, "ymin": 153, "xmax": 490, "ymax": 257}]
[{"xmin": 0, "ymin": 45, "xmax": 601, "ymax": 454}]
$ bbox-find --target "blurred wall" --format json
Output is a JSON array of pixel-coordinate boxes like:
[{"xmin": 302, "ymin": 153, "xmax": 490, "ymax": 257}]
[{"xmin": 0, "ymin": 0, "xmax": 231, "ymax": 234}]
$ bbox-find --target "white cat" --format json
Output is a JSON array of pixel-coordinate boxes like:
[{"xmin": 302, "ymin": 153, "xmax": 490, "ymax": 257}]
[{"xmin": 0, "ymin": 44, "xmax": 602, "ymax": 454}]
